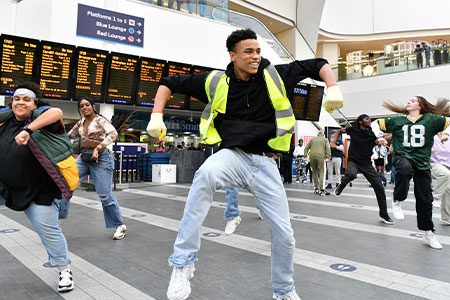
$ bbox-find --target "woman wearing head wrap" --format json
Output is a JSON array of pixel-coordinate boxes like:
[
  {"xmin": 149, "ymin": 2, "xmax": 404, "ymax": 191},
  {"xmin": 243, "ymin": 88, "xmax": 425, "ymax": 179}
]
[{"xmin": 0, "ymin": 81, "xmax": 74, "ymax": 292}]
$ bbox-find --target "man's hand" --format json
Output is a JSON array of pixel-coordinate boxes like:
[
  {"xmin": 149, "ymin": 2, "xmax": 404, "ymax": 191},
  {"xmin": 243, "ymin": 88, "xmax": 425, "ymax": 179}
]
[
  {"xmin": 146, "ymin": 113, "xmax": 167, "ymax": 140},
  {"xmin": 323, "ymin": 85, "xmax": 344, "ymax": 113}
]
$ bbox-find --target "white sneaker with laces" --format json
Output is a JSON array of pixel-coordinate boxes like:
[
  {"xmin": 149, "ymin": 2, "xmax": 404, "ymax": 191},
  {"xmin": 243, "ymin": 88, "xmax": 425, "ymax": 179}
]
[
  {"xmin": 392, "ymin": 200, "xmax": 404, "ymax": 220},
  {"xmin": 58, "ymin": 269, "xmax": 74, "ymax": 292},
  {"xmin": 423, "ymin": 231, "xmax": 442, "ymax": 250},
  {"xmin": 113, "ymin": 224, "xmax": 127, "ymax": 240},
  {"xmin": 224, "ymin": 216, "xmax": 241, "ymax": 235},
  {"xmin": 273, "ymin": 290, "xmax": 301, "ymax": 300},
  {"xmin": 167, "ymin": 264, "xmax": 195, "ymax": 300}
]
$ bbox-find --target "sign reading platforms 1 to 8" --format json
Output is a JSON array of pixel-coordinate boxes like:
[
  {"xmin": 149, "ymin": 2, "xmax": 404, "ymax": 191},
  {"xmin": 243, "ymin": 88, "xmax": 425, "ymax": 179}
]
[
  {"xmin": 0, "ymin": 35, "xmax": 39, "ymax": 95},
  {"xmin": 74, "ymin": 47, "xmax": 108, "ymax": 102},
  {"xmin": 77, "ymin": 4, "xmax": 144, "ymax": 47},
  {"xmin": 38, "ymin": 41, "xmax": 76, "ymax": 99}
]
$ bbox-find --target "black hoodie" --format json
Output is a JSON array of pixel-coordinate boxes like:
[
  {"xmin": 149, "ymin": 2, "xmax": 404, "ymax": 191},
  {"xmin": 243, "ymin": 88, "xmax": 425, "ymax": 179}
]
[{"xmin": 159, "ymin": 57, "xmax": 327, "ymax": 153}]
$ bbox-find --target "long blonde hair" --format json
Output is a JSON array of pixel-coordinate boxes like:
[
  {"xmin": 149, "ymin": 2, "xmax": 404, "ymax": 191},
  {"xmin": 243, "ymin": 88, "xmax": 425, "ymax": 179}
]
[{"xmin": 383, "ymin": 96, "xmax": 450, "ymax": 115}]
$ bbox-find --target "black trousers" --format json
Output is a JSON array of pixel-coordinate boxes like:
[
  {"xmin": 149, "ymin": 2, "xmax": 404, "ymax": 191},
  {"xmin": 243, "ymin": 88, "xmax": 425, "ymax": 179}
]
[
  {"xmin": 340, "ymin": 160, "xmax": 388, "ymax": 217},
  {"xmin": 393, "ymin": 156, "xmax": 434, "ymax": 231}
]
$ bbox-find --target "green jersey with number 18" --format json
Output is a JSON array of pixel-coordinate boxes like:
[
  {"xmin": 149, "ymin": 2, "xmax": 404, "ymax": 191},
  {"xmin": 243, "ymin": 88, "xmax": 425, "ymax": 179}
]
[{"xmin": 378, "ymin": 114, "xmax": 450, "ymax": 170}]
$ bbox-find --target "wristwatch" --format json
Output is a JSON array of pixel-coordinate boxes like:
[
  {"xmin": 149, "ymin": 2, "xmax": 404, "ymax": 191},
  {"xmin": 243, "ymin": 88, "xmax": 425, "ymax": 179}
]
[{"xmin": 22, "ymin": 125, "xmax": 34, "ymax": 135}]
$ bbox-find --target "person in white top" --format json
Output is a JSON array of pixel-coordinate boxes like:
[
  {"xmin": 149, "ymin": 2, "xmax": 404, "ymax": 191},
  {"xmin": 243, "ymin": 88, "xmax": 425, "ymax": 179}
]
[{"xmin": 293, "ymin": 138, "xmax": 307, "ymax": 183}]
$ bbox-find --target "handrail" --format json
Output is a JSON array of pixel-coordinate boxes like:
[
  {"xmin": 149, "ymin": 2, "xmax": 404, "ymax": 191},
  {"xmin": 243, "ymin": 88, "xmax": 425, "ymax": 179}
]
[{"xmin": 330, "ymin": 50, "xmax": 450, "ymax": 81}]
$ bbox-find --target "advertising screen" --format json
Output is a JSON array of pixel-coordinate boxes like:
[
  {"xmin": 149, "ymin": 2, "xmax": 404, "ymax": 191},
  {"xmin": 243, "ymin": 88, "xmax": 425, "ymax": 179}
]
[
  {"xmin": 106, "ymin": 52, "xmax": 138, "ymax": 105},
  {"xmin": 38, "ymin": 41, "xmax": 76, "ymax": 99},
  {"xmin": 166, "ymin": 61, "xmax": 192, "ymax": 109},
  {"xmin": 135, "ymin": 57, "xmax": 167, "ymax": 107},
  {"xmin": 291, "ymin": 83, "xmax": 324, "ymax": 121},
  {"xmin": 0, "ymin": 35, "xmax": 39, "ymax": 95},
  {"xmin": 189, "ymin": 65, "xmax": 214, "ymax": 111},
  {"xmin": 74, "ymin": 47, "xmax": 108, "ymax": 102}
]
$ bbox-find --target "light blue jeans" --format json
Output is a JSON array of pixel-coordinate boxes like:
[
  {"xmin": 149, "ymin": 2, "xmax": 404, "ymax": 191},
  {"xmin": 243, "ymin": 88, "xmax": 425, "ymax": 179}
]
[
  {"xmin": 168, "ymin": 148, "xmax": 296, "ymax": 294},
  {"xmin": 24, "ymin": 199, "xmax": 70, "ymax": 267},
  {"xmin": 224, "ymin": 187, "xmax": 240, "ymax": 220},
  {"xmin": 76, "ymin": 150, "xmax": 124, "ymax": 229}
]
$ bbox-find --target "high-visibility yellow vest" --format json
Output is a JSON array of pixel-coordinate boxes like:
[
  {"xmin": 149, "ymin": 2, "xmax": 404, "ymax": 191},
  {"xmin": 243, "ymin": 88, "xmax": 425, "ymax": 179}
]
[{"xmin": 199, "ymin": 65, "xmax": 295, "ymax": 152}]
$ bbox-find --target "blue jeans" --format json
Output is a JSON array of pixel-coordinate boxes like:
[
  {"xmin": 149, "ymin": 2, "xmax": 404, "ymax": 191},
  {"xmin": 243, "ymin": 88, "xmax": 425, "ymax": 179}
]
[
  {"xmin": 25, "ymin": 199, "xmax": 70, "ymax": 267},
  {"xmin": 168, "ymin": 148, "xmax": 295, "ymax": 294},
  {"xmin": 224, "ymin": 187, "xmax": 240, "ymax": 220},
  {"xmin": 76, "ymin": 150, "xmax": 124, "ymax": 229}
]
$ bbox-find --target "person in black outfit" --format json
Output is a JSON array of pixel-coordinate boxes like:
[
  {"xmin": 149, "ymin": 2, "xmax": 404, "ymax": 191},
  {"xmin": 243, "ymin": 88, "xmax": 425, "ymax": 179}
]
[
  {"xmin": 331, "ymin": 114, "xmax": 393, "ymax": 225},
  {"xmin": 281, "ymin": 137, "xmax": 295, "ymax": 184},
  {"xmin": 146, "ymin": 28, "xmax": 344, "ymax": 300}
]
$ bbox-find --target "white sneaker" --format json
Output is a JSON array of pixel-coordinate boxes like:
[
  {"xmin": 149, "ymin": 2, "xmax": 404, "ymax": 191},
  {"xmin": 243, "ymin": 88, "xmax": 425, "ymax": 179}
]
[
  {"xmin": 58, "ymin": 269, "xmax": 74, "ymax": 292},
  {"xmin": 167, "ymin": 264, "xmax": 195, "ymax": 300},
  {"xmin": 256, "ymin": 206, "xmax": 264, "ymax": 220},
  {"xmin": 433, "ymin": 201, "xmax": 441, "ymax": 208},
  {"xmin": 392, "ymin": 201, "xmax": 404, "ymax": 220},
  {"xmin": 224, "ymin": 216, "xmax": 241, "ymax": 235},
  {"xmin": 113, "ymin": 224, "xmax": 127, "ymax": 240},
  {"xmin": 423, "ymin": 231, "xmax": 442, "ymax": 250},
  {"xmin": 273, "ymin": 290, "xmax": 301, "ymax": 300}
]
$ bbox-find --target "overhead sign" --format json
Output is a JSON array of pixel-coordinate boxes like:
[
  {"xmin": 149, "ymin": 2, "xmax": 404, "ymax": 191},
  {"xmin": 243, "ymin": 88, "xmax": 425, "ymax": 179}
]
[{"xmin": 76, "ymin": 4, "xmax": 144, "ymax": 47}]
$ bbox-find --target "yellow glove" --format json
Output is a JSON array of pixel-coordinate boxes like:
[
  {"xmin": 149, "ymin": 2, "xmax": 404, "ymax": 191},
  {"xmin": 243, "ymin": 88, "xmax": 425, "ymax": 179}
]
[
  {"xmin": 323, "ymin": 85, "xmax": 344, "ymax": 112},
  {"xmin": 146, "ymin": 113, "xmax": 167, "ymax": 140}
]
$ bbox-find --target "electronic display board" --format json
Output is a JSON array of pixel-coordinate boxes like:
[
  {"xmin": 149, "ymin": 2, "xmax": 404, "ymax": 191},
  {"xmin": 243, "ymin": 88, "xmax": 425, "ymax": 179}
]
[
  {"xmin": 106, "ymin": 52, "xmax": 138, "ymax": 105},
  {"xmin": 74, "ymin": 47, "xmax": 108, "ymax": 102},
  {"xmin": 135, "ymin": 57, "xmax": 167, "ymax": 107},
  {"xmin": 166, "ymin": 61, "xmax": 192, "ymax": 109},
  {"xmin": 38, "ymin": 41, "xmax": 76, "ymax": 99},
  {"xmin": 189, "ymin": 65, "xmax": 214, "ymax": 111},
  {"xmin": 0, "ymin": 35, "xmax": 39, "ymax": 95},
  {"xmin": 291, "ymin": 82, "xmax": 324, "ymax": 121}
]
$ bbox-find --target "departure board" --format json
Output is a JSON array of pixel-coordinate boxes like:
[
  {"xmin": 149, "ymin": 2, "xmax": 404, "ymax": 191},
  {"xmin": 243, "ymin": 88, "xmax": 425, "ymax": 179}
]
[
  {"xmin": 0, "ymin": 35, "xmax": 39, "ymax": 95},
  {"xmin": 106, "ymin": 52, "xmax": 138, "ymax": 105},
  {"xmin": 166, "ymin": 62, "xmax": 192, "ymax": 109},
  {"xmin": 38, "ymin": 41, "xmax": 75, "ymax": 99},
  {"xmin": 189, "ymin": 65, "xmax": 213, "ymax": 111},
  {"xmin": 291, "ymin": 83, "xmax": 324, "ymax": 121},
  {"xmin": 135, "ymin": 57, "xmax": 167, "ymax": 107},
  {"xmin": 74, "ymin": 47, "xmax": 108, "ymax": 102}
]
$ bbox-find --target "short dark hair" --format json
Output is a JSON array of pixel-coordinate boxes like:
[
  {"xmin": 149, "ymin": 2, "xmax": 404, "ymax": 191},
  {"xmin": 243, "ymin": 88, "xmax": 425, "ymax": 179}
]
[
  {"xmin": 226, "ymin": 28, "xmax": 257, "ymax": 52},
  {"xmin": 12, "ymin": 80, "xmax": 48, "ymax": 107}
]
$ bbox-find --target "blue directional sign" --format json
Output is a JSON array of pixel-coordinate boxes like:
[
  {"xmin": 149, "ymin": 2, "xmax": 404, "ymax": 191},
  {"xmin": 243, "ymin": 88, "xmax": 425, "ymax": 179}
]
[{"xmin": 77, "ymin": 4, "xmax": 144, "ymax": 47}]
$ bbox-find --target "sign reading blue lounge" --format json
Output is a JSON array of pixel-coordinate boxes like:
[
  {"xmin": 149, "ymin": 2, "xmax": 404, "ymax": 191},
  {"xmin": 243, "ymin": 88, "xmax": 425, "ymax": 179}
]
[{"xmin": 77, "ymin": 4, "xmax": 144, "ymax": 47}]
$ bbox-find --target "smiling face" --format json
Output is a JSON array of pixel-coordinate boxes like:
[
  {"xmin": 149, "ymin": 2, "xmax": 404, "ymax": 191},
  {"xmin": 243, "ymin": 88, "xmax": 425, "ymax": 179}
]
[
  {"xmin": 11, "ymin": 94, "xmax": 37, "ymax": 121},
  {"xmin": 406, "ymin": 97, "xmax": 421, "ymax": 113},
  {"xmin": 229, "ymin": 39, "xmax": 261, "ymax": 81},
  {"xmin": 78, "ymin": 99, "xmax": 95, "ymax": 117}
]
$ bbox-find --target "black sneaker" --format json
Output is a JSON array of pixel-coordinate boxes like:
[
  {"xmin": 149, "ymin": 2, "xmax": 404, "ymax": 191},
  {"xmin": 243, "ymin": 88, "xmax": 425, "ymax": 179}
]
[
  {"xmin": 313, "ymin": 188, "xmax": 320, "ymax": 194},
  {"xmin": 319, "ymin": 189, "xmax": 330, "ymax": 196},
  {"xmin": 336, "ymin": 183, "xmax": 339, "ymax": 187},
  {"xmin": 379, "ymin": 215, "xmax": 394, "ymax": 225},
  {"xmin": 325, "ymin": 183, "xmax": 333, "ymax": 189},
  {"xmin": 334, "ymin": 184, "xmax": 344, "ymax": 196}
]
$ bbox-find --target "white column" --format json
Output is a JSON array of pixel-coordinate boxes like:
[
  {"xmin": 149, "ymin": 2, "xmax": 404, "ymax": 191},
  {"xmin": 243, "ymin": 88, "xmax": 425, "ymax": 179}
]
[
  {"xmin": 99, "ymin": 103, "xmax": 115, "ymax": 121},
  {"xmin": 319, "ymin": 42, "xmax": 340, "ymax": 66},
  {"xmin": 0, "ymin": 96, "xmax": 5, "ymax": 107}
]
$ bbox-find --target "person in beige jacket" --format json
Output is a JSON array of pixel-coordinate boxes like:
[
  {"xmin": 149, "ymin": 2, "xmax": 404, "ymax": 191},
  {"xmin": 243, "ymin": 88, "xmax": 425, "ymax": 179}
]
[{"xmin": 305, "ymin": 131, "xmax": 331, "ymax": 195}]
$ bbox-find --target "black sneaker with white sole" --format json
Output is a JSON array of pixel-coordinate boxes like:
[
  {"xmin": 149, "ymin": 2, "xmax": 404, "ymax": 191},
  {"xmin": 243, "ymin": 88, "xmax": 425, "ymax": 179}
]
[
  {"xmin": 334, "ymin": 184, "xmax": 344, "ymax": 196},
  {"xmin": 58, "ymin": 269, "xmax": 74, "ymax": 292},
  {"xmin": 379, "ymin": 215, "xmax": 394, "ymax": 225},
  {"xmin": 319, "ymin": 189, "xmax": 330, "ymax": 196}
]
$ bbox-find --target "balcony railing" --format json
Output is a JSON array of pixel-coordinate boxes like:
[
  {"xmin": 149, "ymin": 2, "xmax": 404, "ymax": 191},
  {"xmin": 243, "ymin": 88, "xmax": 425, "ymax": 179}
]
[{"xmin": 331, "ymin": 51, "xmax": 449, "ymax": 81}]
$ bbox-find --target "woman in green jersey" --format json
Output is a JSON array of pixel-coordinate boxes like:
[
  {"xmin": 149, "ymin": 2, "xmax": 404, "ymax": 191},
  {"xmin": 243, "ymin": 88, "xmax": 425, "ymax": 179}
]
[{"xmin": 376, "ymin": 96, "xmax": 450, "ymax": 249}]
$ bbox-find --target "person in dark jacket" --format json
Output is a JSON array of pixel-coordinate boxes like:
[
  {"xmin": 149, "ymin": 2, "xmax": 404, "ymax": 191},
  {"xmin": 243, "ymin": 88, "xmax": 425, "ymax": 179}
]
[
  {"xmin": 0, "ymin": 82, "xmax": 74, "ymax": 292},
  {"xmin": 146, "ymin": 28, "xmax": 344, "ymax": 300}
]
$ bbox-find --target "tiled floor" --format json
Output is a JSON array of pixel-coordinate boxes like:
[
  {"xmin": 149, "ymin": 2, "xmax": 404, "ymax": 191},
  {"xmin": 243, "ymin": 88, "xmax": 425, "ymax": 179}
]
[{"xmin": 0, "ymin": 177, "xmax": 449, "ymax": 299}]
